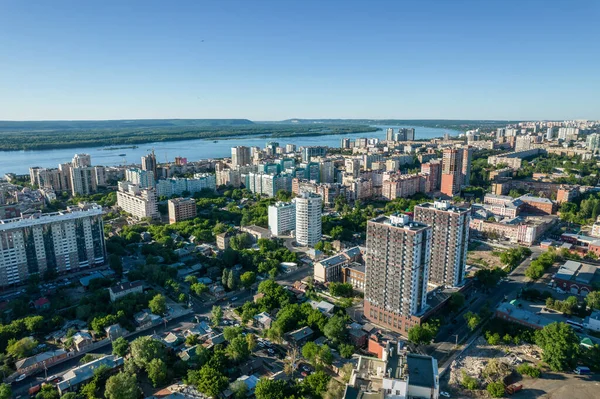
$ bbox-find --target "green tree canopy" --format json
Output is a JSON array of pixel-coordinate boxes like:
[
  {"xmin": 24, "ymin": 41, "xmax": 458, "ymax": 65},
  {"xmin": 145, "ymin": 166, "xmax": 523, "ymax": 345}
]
[{"xmin": 535, "ymin": 322, "xmax": 580, "ymax": 371}]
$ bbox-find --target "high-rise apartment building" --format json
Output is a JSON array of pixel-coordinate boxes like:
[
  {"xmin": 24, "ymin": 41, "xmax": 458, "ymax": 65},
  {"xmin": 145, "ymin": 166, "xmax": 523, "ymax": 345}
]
[
  {"xmin": 345, "ymin": 158, "xmax": 361, "ymax": 178},
  {"xmin": 440, "ymin": 148, "xmax": 463, "ymax": 197},
  {"xmin": 285, "ymin": 144, "xmax": 297, "ymax": 153},
  {"xmin": 126, "ymin": 168, "xmax": 155, "ymax": 189},
  {"xmin": 319, "ymin": 159, "xmax": 336, "ymax": 184},
  {"xmin": 587, "ymin": 133, "xmax": 600, "ymax": 154},
  {"xmin": 293, "ymin": 192, "xmax": 322, "ymax": 247},
  {"xmin": 301, "ymin": 146, "xmax": 327, "ymax": 162},
  {"xmin": 364, "ymin": 214, "xmax": 431, "ymax": 334},
  {"xmin": 546, "ymin": 127, "xmax": 554, "ymax": 140},
  {"xmin": 141, "ymin": 151, "xmax": 158, "ymax": 179},
  {"xmin": 420, "ymin": 160, "xmax": 442, "ymax": 191},
  {"xmin": 0, "ymin": 205, "xmax": 106, "ymax": 287},
  {"xmin": 496, "ymin": 128, "xmax": 506, "ymax": 138},
  {"xmin": 268, "ymin": 201, "xmax": 296, "ymax": 236},
  {"xmin": 231, "ymin": 146, "xmax": 251, "ymax": 168},
  {"xmin": 461, "ymin": 146, "xmax": 473, "ymax": 187},
  {"xmin": 394, "ymin": 128, "xmax": 415, "ymax": 141},
  {"xmin": 168, "ymin": 198, "xmax": 197, "ymax": 224},
  {"xmin": 72, "ymin": 154, "xmax": 92, "ymax": 168},
  {"xmin": 386, "ymin": 128, "xmax": 394, "ymax": 141},
  {"xmin": 341, "ymin": 138, "xmax": 352, "ymax": 149},
  {"xmin": 116, "ymin": 182, "xmax": 159, "ymax": 219},
  {"xmin": 70, "ymin": 167, "xmax": 98, "ymax": 196},
  {"xmin": 413, "ymin": 201, "xmax": 469, "ymax": 287}
]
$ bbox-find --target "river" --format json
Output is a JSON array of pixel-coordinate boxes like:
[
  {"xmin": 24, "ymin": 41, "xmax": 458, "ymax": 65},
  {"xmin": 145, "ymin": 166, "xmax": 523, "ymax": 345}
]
[{"xmin": 0, "ymin": 125, "xmax": 460, "ymax": 175}]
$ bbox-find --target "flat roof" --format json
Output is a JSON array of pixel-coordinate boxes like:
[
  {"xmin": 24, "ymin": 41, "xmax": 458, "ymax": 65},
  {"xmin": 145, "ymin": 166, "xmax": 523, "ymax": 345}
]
[
  {"xmin": 406, "ymin": 353, "xmax": 435, "ymax": 388},
  {"xmin": 0, "ymin": 206, "xmax": 102, "ymax": 230}
]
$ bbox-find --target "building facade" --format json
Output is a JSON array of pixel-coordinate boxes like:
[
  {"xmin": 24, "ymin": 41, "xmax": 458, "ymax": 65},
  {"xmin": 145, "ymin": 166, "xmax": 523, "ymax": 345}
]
[
  {"xmin": 440, "ymin": 148, "xmax": 463, "ymax": 197},
  {"xmin": 168, "ymin": 198, "xmax": 197, "ymax": 224},
  {"xmin": 293, "ymin": 192, "xmax": 322, "ymax": 247},
  {"xmin": 268, "ymin": 201, "xmax": 296, "ymax": 236},
  {"xmin": 116, "ymin": 182, "xmax": 159, "ymax": 219},
  {"xmin": 0, "ymin": 205, "xmax": 106, "ymax": 287},
  {"xmin": 364, "ymin": 214, "xmax": 431, "ymax": 334},
  {"xmin": 413, "ymin": 201, "xmax": 469, "ymax": 287}
]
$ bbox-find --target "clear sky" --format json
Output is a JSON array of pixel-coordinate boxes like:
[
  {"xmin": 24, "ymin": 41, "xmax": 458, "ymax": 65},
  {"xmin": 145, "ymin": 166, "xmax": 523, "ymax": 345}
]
[{"xmin": 0, "ymin": 0, "xmax": 598, "ymax": 121}]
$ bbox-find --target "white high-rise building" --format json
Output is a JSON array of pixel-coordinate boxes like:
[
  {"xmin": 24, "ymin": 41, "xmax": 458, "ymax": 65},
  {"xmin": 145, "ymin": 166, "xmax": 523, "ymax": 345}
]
[
  {"xmin": 0, "ymin": 205, "xmax": 105, "ymax": 287},
  {"xmin": 231, "ymin": 146, "xmax": 251, "ymax": 168},
  {"xmin": 70, "ymin": 167, "xmax": 97, "ymax": 196},
  {"xmin": 126, "ymin": 168, "xmax": 155, "ymax": 188},
  {"xmin": 293, "ymin": 192, "xmax": 322, "ymax": 247},
  {"xmin": 587, "ymin": 133, "xmax": 600, "ymax": 154},
  {"xmin": 116, "ymin": 182, "xmax": 159, "ymax": 219},
  {"xmin": 546, "ymin": 127, "xmax": 554, "ymax": 140},
  {"xmin": 72, "ymin": 153, "xmax": 92, "ymax": 168},
  {"xmin": 268, "ymin": 201, "xmax": 296, "ymax": 236}
]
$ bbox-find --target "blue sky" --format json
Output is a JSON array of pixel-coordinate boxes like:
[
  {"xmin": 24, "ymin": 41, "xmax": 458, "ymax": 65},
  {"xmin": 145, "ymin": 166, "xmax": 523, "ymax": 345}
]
[{"xmin": 0, "ymin": 0, "xmax": 598, "ymax": 121}]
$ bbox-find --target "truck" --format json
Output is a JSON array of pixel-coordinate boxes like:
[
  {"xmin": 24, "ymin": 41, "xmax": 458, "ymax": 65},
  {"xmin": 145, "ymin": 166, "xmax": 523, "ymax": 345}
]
[{"xmin": 574, "ymin": 366, "xmax": 591, "ymax": 375}]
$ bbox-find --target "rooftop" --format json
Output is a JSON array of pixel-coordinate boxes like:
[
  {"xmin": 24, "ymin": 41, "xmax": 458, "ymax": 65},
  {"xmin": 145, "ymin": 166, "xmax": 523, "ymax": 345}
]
[
  {"xmin": 0, "ymin": 205, "xmax": 103, "ymax": 230},
  {"xmin": 371, "ymin": 214, "xmax": 429, "ymax": 231},
  {"xmin": 406, "ymin": 353, "xmax": 436, "ymax": 388},
  {"xmin": 519, "ymin": 194, "xmax": 554, "ymax": 204},
  {"xmin": 416, "ymin": 201, "xmax": 469, "ymax": 213},
  {"xmin": 496, "ymin": 302, "xmax": 554, "ymax": 329},
  {"xmin": 554, "ymin": 260, "xmax": 600, "ymax": 285},
  {"xmin": 109, "ymin": 280, "xmax": 143, "ymax": 294}
]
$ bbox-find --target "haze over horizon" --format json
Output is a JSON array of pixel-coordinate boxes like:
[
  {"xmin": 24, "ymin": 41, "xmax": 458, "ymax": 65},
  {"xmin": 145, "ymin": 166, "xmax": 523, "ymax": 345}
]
[{"xmin": 1, "ymin": 0, "xmax": 599, "ymax": 121}]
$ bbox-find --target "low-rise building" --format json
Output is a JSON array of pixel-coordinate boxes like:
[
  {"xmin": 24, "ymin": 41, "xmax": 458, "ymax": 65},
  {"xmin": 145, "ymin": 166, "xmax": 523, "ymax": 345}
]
[
  {"xmin": 552, "ymin": 260, "xmax": 600, "ymax": 296},
  {"xmin": 518, "ymin": 195, "xmax": 556, "ymax": 215},
  {"xmin": 57, "ymin": 355, "xmax": 124, "ymax": 394},
  {"xmin": 216, "ymin": 231, "xmax": 233, "ymax": 250},
  {"xmin": 72, "ymin": 331, "xmax": 93, "ymax": 351},
  {"xmin": 109, "ymin": 281, "xmax": 143, "ymax": 302},
  {"xmin": 253, "ymin": 312, "xmax": 273, "ymax": 330},
  {"xmin": 495, "ymin": 303, "xmax": 553, "ymax": 330},
  {"xmin": 583, "ymin": 310, "xmax": 600, "ymax": 332},
  {"xmin": 285, "ymin": 326, "xmax": 314, "ymax": 346},
  {"xmin": 314, "ymin": 247, "xmax": 362, "ymax": 284},
  {"xmin": 15, "ymin": 349, "xmax": 68, "ymax": 375}
]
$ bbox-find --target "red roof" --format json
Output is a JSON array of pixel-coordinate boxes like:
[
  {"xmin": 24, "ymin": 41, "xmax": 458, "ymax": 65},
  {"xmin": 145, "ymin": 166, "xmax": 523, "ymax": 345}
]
[{"xmin": 34, "ymin": 297, "xmax": 50, "ymax": 306}]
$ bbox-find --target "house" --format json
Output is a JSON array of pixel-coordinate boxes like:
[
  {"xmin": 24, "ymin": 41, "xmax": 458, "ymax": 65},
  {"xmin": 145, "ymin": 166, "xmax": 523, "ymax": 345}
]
[
  {"xmin": 285, "ymin": 326, "xmax": 314, "ymax": 346},
  {"xmin": 163, "ymin": 332, "xmax": 184, "ymax": 348},
  {"xmin": 134, "ymin": 309, "xmax": 162, "ymax": 328},
  {"xmin": 32, "ymin": 297, "xmax": 51, "ymax": 311},
  {"xmin": 185, "ymin": 324, "xmax": 210, "ymax": 338},
  {"xmin": 236, "ymin": 375, "xmax": 259, "ymax": 395},
  {"xmin": 15, "ymin": 349, "xmax": 68, "ymax": 375},
  {"xmin": 108, "ymin": 281, "xmax": 143, "ymax": 302},
  {"xmin": 210, "ymin": 284, "xmax": 226, "ymax": 298},
  {"xmin": 105, "ymin": 324, "xmax": 125, "ymax": 340},
  {"xmin": 205, "ymin": 333, "xmax": 225, "ymax": 347},
  {"xmin": 239, "ymin": 358, "xmax": 264, "ymax": 376},
  {"xmin": 178, "ymin": 345, "xmax": 201, "ymax": 362},
  {"xmin": 310, "ymin": 300, "xmax": 335, "ymax": 317},
  {"xmin": 253, "ymin": 292, "xmax": 265, "ymax": 303},
  {"xmin": 57, "ymin": 355, "xmax": 124, "ymax": 394},
  {"xmin": 72, "ymin": 332, "xmax": 93, "ymax": 351},
  {"xmin": 584, "ymin": 310, "xmax": 600, "ymax": 332},
  {"xmin": 240, "ymin": 225, "xmax": 272, "ymax": 241},
  {"xmin": 216, "ymin": 232, "xmax": 233, "ymax": 250},
  {"xmin": 349, "ymin": 328, "xmax": 368, "ymax": 348},
  {"xmin": 253, "ymin": 312, "xmax": 273, "ymax": 330}
]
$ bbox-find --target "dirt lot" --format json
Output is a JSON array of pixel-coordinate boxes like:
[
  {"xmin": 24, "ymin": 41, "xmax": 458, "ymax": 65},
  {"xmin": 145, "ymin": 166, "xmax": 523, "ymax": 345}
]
[
  {"xmin": 467, "ymin": 242, "xmax": 505, "ymax": 270},
  {"xmin": 443, "ymin": 336, "xmax": 600, "ymax": 398}
]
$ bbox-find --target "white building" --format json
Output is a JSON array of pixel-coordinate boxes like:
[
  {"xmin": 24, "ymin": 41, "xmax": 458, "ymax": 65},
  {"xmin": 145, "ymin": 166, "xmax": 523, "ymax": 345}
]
[
  {"xmin": 155, "ymin": 175, "xmax": 216, "ymax": 197},
  {"xmin": 584, "ymin": 310, "xmax": 600, "ymax": 332},
  {"xmin": 70, "ymin": 167, "xmax": 97, "ymax": 196},
  {"xmin": 586, "ymin": 133, "xmax": 600, "ymax": 155},
  {"xmin": 293, "ymin": 192, "xmax": 322, "ymax": 247},
  {"xmin": 126, "ymin": 168, "xmax": 155, "ymax": 188},
  {"xmin": 268, "ymin": 201, "xmax": 296, "ymax": 236},
  {"xmin": 72, "ymin": 153, "xmax": 92, "ymax": 168},
  {"xmin": 116, "ymin": 182, "xmax": 159, "ymax": 219},
  {"xmin": 0, "ymin": 205, "xmax": 105, "ymax": 287}
]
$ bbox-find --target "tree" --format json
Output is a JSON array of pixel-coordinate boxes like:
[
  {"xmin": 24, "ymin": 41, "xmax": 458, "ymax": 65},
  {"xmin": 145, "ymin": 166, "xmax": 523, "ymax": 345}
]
[
  {"xmin": 187, "ymin": 366, "xmax": 228, "ymax": 398},
  {"xmin": 112, "ymin": 337, "xmax": 130, "ymax": 357},
  {"xmin": 6, "ymin": 337, "xmax": 37, "ymax": 359},
  {"xmin": 35, "ymin": 385, "xmax": 59, "ymax": 399},
  {"xmin": 148, "ymin": 294, "xmax": 166, "ymax": 316},
  {"xmin": 408, "ymin": 323, "xmax": 437, "ymax": 345},
  {"xmin": 323, "ymin": 315, "xmax": 347, "ymax": 343},
  {"xmin": 109, "ymin": 254, "xmax": 123, "ymax": 277},
  {"xmin": 105, "ymin": 372, "xmax": 140, "ymax": 399},
  {"xmin": 305, "ymin": 370, "xmax": 331, "ymax": 395},
  {"xmin": 147, "ymin": 358, "xmax": 168, "ymax": 387},
  {"xmin": 0, "ymin": 384, "xmax": 11, "ymax": 399},
  {"xmin": 60, "ymin": 394, "xmax": 80, "ymax": 399},
  {"xmin": 211, "ymin": 305, "xmax": 223, "ymax": 327},
  {"xmin": 517, "ymin": 364, "xmax": 541, "ymax": 378},
  {"xmin": 449, "ymin": 292, "xmax": 465, "ymax": 312},
  {"xmin": 254, "ymin": 379, "xmax": 288, "ymax": 399},
  {"xmin": 461, "ymin": 371, "xmax": 479, "ymax": 390},
  {"xmin": 339, "ymin": 343, "xmax": 355, "ymax": 358},
  {"xmin": 246, "ymin": 333, "xmax": 257, "ymax": 352},
  {"xmin": 487, "ymin": 381, "xmax": 505, "ymax": 398},
  {"xmin": 464, "ymin": 311, "xmax": 481, "ymax": 331},
  {"xmin": 329, "ymin": 282, "xmax": 353, "ymax": 297},
  {"xmin": 130, "ymin": 336, "xmax": 166, "ymax": 369},
  {"xmin": 80, "ymin": 381, "xmax": 98, "ymax": 399},
  {"xmin": 227, "ymin": 271, "xmax": 238, "ymax": 290},
  {"xmin": 535, "ymin": 322, "xmax": 580, "ymax": 371},
  {"xmin": 224, "ymin": 326, "xmax": 244, "ymax": 341},
  {"xmin": 185, "ymin": 275, "xmax": 198, "ymax": 285},
  {"xmin": 191, "ymin": 282, "xmax": 208, "ymax": 295},
  {"xmin": 230, "ymin": 380, "xmax": 249, "ymax": 399},
  {"xmin": 585, "ymin": 291, "xmax": 600, "ymax": 310},
  {"xmin": 226, "ymin": 335, "xmax": 251, "ymax": 362},
  {"xmin": 240, "ymin": 271, "xmax": 257, "ymax": 288}
]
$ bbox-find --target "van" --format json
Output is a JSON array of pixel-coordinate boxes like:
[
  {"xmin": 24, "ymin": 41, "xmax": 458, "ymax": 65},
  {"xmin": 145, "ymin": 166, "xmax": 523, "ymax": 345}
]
[{"xmin": 574, "ymin": 366, "xmax": 591, "ymax": 375}]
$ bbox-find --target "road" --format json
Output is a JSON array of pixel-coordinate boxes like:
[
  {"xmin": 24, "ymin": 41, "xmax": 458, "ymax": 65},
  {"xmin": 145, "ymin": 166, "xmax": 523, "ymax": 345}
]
[
  {"xmin": 11, "ymin": 263, "xmax": 314, "ymax": 396},
  {"xmin": 430, "ymin": 246, "xmax": 543, "ymax": 368}
]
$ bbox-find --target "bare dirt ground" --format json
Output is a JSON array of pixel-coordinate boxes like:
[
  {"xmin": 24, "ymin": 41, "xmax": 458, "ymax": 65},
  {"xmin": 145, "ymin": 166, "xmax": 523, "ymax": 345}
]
[
  {"xmin": 467, "ymin": 242, "xmax": 504, "ymax": 270},
  {"xmin": 443, "ymin": 336, "xmax": 600, "ymax": 398}
]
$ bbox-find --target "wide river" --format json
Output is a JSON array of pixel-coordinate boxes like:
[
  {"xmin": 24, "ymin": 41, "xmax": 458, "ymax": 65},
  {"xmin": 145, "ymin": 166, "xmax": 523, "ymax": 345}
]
[{"xmin": 0, "ymin": 125, "xmax": 460, "ymax": 175}]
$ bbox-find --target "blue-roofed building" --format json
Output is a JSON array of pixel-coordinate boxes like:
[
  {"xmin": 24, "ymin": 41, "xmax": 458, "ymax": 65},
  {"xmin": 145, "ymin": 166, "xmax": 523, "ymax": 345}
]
[{"xmin": 57, "ymin": 355, "xmax": 124, "ymax": 394}]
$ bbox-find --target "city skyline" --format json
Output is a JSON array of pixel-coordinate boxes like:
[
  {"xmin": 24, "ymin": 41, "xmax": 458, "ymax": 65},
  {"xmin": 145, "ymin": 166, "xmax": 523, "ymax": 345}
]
[{"xmin": 1, "ymin": 1, "xmax": 599, "ymax": 121}]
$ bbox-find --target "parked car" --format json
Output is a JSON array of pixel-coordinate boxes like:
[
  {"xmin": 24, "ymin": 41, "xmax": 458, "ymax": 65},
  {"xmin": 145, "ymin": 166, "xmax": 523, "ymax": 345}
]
[
  {"xmin": 574, "ymin": 366, "xmax": 591, "ymax": 375},
  {"xmin": 15, "ymin": 374, "xmax": 26, "ymax": 382},
  {"xmin": 440, "ymin": 392, "xmax": 451, "ymax": 398}
]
